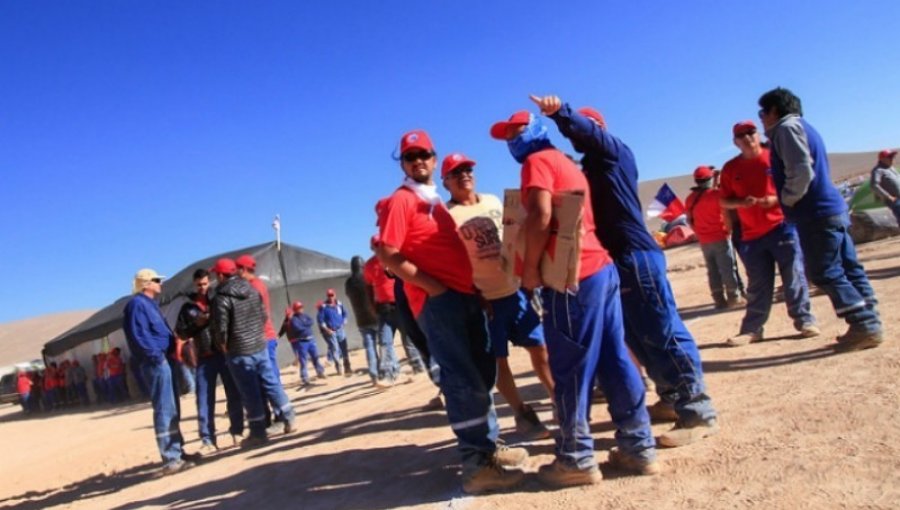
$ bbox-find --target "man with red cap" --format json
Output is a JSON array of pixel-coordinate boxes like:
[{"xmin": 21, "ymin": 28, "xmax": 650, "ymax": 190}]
[
  {"xmin": 490, "ymin": 110, "xmax": 657, "ymax": 486},
  {"xmin": 719, "ymin": 120, "xmax": 818, "ymax": 347},
  {"xmin": 317, "ymin": 288, "xmax": 351, "ymax": 376},
  {"xmin": 210, "ymin": 258, "xmax": 296, "ymax": 448},
  {"xmin": 123, "ymin": 268, "xmax": 195, "ymax": 474},
  {"xmin": 440, "ymin": 151, "xmax": 554, "ymax": 441},
  {"xmin": 375, "ymin": 129, "xmax": 525, "ymax": 494},
  {"xmin": 685, "ymin": 165, "xmax": 744, "ymax": 309},
  {"xmin": 236, "ymin": 254, "xmax": 284, "ymax": 388},
  {"xmin": 528, "ymin": 94, "xmax": 717, "ymax": 450},
  {"xmin": 283, "ymin": 301, "xmax": 325, "ymax": 387},
  {"xmin": 870, "ymin": 149, "xmax": 900, "ymax": 223}
]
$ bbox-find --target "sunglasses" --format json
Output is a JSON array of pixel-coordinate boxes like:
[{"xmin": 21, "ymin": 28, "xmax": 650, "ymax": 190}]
[
  {"xmin": 151, "ymin": 278, "xmax": 162, "ymax": 284},
  {"xmin": 757, "ymin": 108, "xmax": 767, "ymax": 119},
  {"xmin": 448, "ymin": 166, "xmax": 473, "ymax": 179},
  {"xmin": 402, "ymin": 151, "xmax": 434, "ymax": 163}
]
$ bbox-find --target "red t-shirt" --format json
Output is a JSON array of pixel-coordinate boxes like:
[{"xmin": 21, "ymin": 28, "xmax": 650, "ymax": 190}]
[
  {"xmin": 685, "ymin": 188, "xmax": 728, "ymax": 244},
  {"xmin": 520, "ymin": 149, "xmax": 612, "ymax": 281},
  {"xmin": 249, "ymin": 277, "xmax": 277, "ymax": 339},
  {"xmin": 106, "ymin": 355, "xmax": 124, "ymax": 376},
  {"xmin": 720, "ymin": 149, "xmax": 784, "ymax": 241},
  {"xmin": 363, "ymin": 256, "xmax": 395, "ymax": 304},
  {"xmin": 379, "ymin": 187, "xmax": 475, "ymax": 317},
  {"xmin": 17, "ymin": 373, "xmax": 32, "ymax": 395}
]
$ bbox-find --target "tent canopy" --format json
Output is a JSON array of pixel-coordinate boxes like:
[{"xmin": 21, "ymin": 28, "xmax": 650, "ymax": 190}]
[{"xmin": 43, "ymin": 242, "xmax": 351, "ymax": 357}]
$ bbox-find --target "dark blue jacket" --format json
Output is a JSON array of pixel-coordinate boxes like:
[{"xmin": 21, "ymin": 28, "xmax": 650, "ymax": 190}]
[
  {"xmin": 123, "ymin": 293, "xmax": 173, "ymax": 365},
  {"xmin": 767, "ymin": 114, "xmax": 846, "ymax": 223},
  {"xmin": 549, "ymin": 104, "xmax": 660, "ymax": 258},
  {"xmin": 289, "ymin": 313, "xmax": 315, "ymax": 340},
  {"xmin": 317, "ymin": 301, "xmax": 347, "ymax": 331}
]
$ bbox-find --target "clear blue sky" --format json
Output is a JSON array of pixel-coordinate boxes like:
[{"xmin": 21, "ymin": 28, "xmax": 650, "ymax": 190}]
[{"xmin": 2, "ymin": 1, "xmax": 898, "ymax": 324}]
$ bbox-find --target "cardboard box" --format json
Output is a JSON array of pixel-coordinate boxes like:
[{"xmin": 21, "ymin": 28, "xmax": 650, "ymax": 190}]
[{"xmin": 501, "ymin": 189, "xmax": 584, "ymax": 292}]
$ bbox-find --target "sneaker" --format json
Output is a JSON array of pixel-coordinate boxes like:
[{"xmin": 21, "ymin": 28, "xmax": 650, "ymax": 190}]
[
  {"xmin": 608, "ymin": 447, "xmax": 661, "ymax": 476},
  {"xmin": 536, "ymin": 459, "xmax": 602, "ymax": 487},
  {"xmin": 283, "ymin": 418, "xmax": 297, "ymax": 435},
  {"xmin": 658, "ymin": 419, "xmax": 719, "ymax": 448},
  {"xmin": 197, "ymin": 442, "xmax": 218, "ymax": 456},
  {"xmin": 240, "ymin": 435, "xmax": 269, "ymax": 449},
  {"xmin": 798, "ymin": 324, "xmax": 821, "ymax": 338},
  {"xmin": 161, "ymin": 459, "xmax": 194, "ymax": 475},
  {"xmin": 493, "ymin": 444, "xmax": 528, "ymax": 467},
  {"xmin": 834, "ymin": 329, "xmax": 883, "ymax": 352},
  {"xmin": 647, "ymin": 400, "xmax": 678, "ymax": 423},
  {"xmin": 461, "ymin": 459, "xmax": 524, "ymax": 495},
  {"xmin": 515, "ymin": 404, "xmax": 550, "ymax": 440},
  {"xmin": 726, "ymin": 331, "xmax": 762, "ymax": 347}
]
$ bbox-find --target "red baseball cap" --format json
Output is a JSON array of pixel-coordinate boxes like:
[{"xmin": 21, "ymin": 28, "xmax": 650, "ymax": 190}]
[
  {"xmin": 878, "ymin": 149, "xmax": 898, "ymax": 159},
  {"xmin": 441, "ymin": 153, "xmax": 477, "ymax": 179},
  {"xmin": 733, "ymin": 120, "xmax": 757, "ymax": 136},
  {"xmin": 326, "ymin": 288, "xmax": 336, "ymax": 296},
  {"xmin": 693, "ymin": 166, "xmax": 714, "ymax": 181},
  {"xmin": 577, "ymin": 107, "xmax": 606, "ymax": 128},
  {"xmin": 235, "ymin": 254, "xmax": 256, "ymax": 270},
  {"xmin": 400, "ymin": 130, "xmax": 434, "ymax": 154},
  {"xmin": 209, "ymin": 258, "xmax": 237, "ymax": 276},
  {"xmin": 292, "ymin": 301, "xmax": 303, "ymax": 311},
  {"xmin": 490, "ymin": 111, "xmax": 530, "ymax": 140}
]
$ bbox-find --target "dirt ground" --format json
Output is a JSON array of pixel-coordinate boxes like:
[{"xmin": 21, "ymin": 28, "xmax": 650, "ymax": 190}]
[{"xmin": 2, "ymin": 238, "xmax": 899, "ymax": 510}]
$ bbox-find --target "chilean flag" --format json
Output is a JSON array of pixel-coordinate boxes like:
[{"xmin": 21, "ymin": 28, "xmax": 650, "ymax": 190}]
[{"xmin": 646, "ymin": 183, "xmax": 686, "ymax": 222}]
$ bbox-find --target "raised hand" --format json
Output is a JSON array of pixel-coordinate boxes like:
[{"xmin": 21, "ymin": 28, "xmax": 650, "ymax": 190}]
[{"xmin": 529, "ymin": 94, "xmax": 562, "ymax": 116}]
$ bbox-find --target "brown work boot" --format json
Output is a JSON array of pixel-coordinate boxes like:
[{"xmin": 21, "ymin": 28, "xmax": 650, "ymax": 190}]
[
  {"xmin": 834, "ymin": 328, "xmax": 883, "ymax": 352},
  {"xmin": 493, "ymin": 444, "xmax": 528, "ymax": 467},
  {"xmin": 798, "ymin": 324, "xmax": 821, "ymax": 338},
  {"xmin": 537, "ymin": 459, "xmax": 602, "ymax": 487},
  {"xmin": 658, "ymin": 419, "xmax": 719, "ymax": 448},
  {"xmin": 461, "ymin": 459, "xmax": 524, "ymax": 495},
  {"xmin": 725, "ymin": 294, "xmax": 746, "ymax": 308},
  {"xmin": 515, "ymin": 404, "xmax": 550, "ymax": 440},
  {"xmin": 712, "ymin": 293, "xmax": 728, "ymax": 309},
  {"xmin": 726, "ymin": 331, "xmax": 762, "ymax": 347},
  {"xmin": 608, "ymin": 447, "xmax": 661, "ymax": 476},
  {"xmin": 647, "ymin": 400, "xmax": 678, "ymax": 423}
]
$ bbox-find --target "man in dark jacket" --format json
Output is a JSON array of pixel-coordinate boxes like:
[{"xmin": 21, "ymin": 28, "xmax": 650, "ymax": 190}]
[
  {"xmin": 530, "ymin": 94, "xmax": 718, "ymax": 449},
  {"xmin": 123, "ymin": 268, "xmax": 194, "ymax": 474},
  {"xmin": 176, "ymin": 268, "xmax": 244, "ymax": 452},
  {"xmin": 759, "ymin": 87, "xmax": 883, "ymax": 351},
  {"xmin": 346, "ymin": 255, "xmax": 398, "ymax": 387},
  {"xmin": 209, "ymin": 258, "xmax": 296, "ymax": 447}
]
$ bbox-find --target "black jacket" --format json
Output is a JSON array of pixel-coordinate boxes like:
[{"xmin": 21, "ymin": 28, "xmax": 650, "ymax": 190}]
[
  {"xmin": 345, "ymin": 256, "xmax": 378, "ymax": 328},
  {"xmin": 211, "ymin": 275, "xmax": 266, "ymax": 356},
  {"xmin": 175, "ymin": 292, "xmax": 221, "ymax": 358}
]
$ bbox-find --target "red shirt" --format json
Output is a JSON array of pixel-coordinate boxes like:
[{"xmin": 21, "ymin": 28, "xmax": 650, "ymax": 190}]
[
  {"xmin": 720, "ymin": 149, "xmax": 784, "ymax": 241},
  {"xmin": 106, "ymin": 354, "xmax": 124, "ymax": 376},
  {"xmin": 379, "ymin": 187, "xmax": 475, "ymax": 317},
  {"xmin": 249, "ymin": 277, "xmax": 277, "ymax": 339},
  {"xmin": 363, "ymin": 256, "xmax": 395, "ymax": 304},
  {"xmin": 520, "ymin": 149, "xmax": 612, "ymax": 281},
  {"xmin": 685, "ymin": 188, "xmax": 728, "ymax": 244},
  {"xmin": 17, "ymin": 373, "xmax": 32, "ymax": 395}
]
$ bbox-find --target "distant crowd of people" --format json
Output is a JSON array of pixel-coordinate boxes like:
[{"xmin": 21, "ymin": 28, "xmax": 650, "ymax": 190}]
[{"xmin": 26, "ymin": 86, "xmax": 892, "ymax": 494}]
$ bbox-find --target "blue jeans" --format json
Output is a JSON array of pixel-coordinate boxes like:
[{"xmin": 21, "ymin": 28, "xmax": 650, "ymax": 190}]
[
  {"xmin": 360, "ymin": 326, "xmax": 381, "ymax": 381},
  {"xmin": 139, "ymin": 360, "xmax": 184, "ymax": 465},
  {"xmin": 417, "ymin": 290, "xmax": 498, "ymax": 468},
  {"xmin": 542, "ymin": 265, "xmax": 655, "ymax": 468},
  {"xmin": 176, "ymin": 362, "xmax": 195, "ymax": 395},
  {"xmin": 699, "ymin": 239, "xmax": 741, "ymax": 297},
  {"xmin": 376, "ymin": 322, "xmax": 401, "ymax": 380},
  {"xmin": 887, "ymin": 199, "xmax": 900, "ymax": 224},
  {"xmin": 488, "ymin": 289, "xmax": 545, "ymax": 358},
  {"xmin": 737, "ymin": 223, "xmax": 815, "ymax": 335},
  {"xmin": 323, "ymin": 329, "xmax": 344, "ymax": 368},
  {"xmin": 196, "ymin": 354, "xmax": 244, "ymax": 445},
  {"xmin": 227, "ymin": 350, "xmax": 296, "ymax": 438},
  {"xmin": 795, "ymin": 214, "xmax": 881, "ymax": 333},
  {"xmin": 20, "ymin": 393, "xmax": 30, "ymax": 413},
  {"xmin": 292, "ymin": 339, "xmax": 325, "ymax": 383},
  {"xmin": 616, "ymin": 249, "xmax": 716, "ymax": 425},
  {"xmin": 266, "ymin": 339, "xmax": 282, "ymax": 387}
]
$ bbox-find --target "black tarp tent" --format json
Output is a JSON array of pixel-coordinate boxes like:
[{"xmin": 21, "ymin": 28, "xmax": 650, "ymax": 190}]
[{"xmin": 42, "ymin": 242, "xmax": 358, "ymax": 374}]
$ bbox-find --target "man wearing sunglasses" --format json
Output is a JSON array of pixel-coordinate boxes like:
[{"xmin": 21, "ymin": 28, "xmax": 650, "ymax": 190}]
[
  {"xmin": 719, "ymin": 120, "xmax": 818, "ymax": 347},
  {"xmin": 441, "ymin": 152, "xmax": 554, "ymax": 442},
  {"xmin": 123, "ymin": 268, "xmax": 195, "ymax": 475},
  {"xmin": 529, "ymin": 94, "xmax": 718, "ymax": 450},
  {"xmin": 375, "ymin": 130, "xmax": 525, "ymax": 495},
  {"xmin": 758, "ymin": 87, "xmax": 883, "ymax": 352}
]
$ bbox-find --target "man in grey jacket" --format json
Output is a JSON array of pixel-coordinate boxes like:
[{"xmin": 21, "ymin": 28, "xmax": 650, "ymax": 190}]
[{"xmin": 870, "ymin": 149, "xmax": 900, "ymax": 223}]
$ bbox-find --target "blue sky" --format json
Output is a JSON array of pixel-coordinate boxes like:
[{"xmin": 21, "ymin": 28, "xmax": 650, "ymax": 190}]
[{"xmin": 1, "ymin": 1, "xmax": 898, "ymax": 324}]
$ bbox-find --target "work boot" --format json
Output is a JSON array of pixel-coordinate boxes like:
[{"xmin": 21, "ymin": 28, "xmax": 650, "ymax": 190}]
[
  {"xmin": 725, "ymin": 294, "xmax": 746, "ymax": 308},
  {"xmin": 647, "ymin": 400, "xmax": 678, "ymax": 423},
  {"xmin": 726, "ymin": 331, "xmax": 762, "ymax": 347},
  {"xmin": 493, "ymin": 444, "xmax": 528, "ymax": 467},
  {"xmin": 658, "ymin": 419, "xmax": 719, "ymax": 448},
  {"xmin": 537, "ymin": 459, "xmax": 602, "ymax": 487},
  {"xmin": 197, "ymin": 442, "xmax": 218, "ymax": 456},
  {"xmin": 712, "ymin": 292, "xmax": 728, "ymax": 310},
  {"xmin": 344, "ymin": 361, "xmax": 353, "ymax": 377},
  {"xmin": 161, "ymin": 459, "xmax": 194, "ymax": 476},
  {"xmin": 798, "ymin": 324, "xmax": 821, "ymax": 338},
  {"xmin": 514, "ymin": 404, "xmax": 550, "ymax": 440},
  {"xmin": 283, "ymin": 418, "xmax": 297, "ymax": 435},
  {"xmin": 335, "ymin": 364, "xmax": 343, "ymax": 376},
  {"xmin": 461, "ymin": 458, "xmax": 524, "ymax": 495},
  {"xmin": 608, "ymin": 447, "xmax": 661, "ymax": 476},
  {"xmin": 240, "ymin": 435, "xmax": 269, "ymax": 449},
  {"xmin": 834, "ymin": 328, "xmax": 883, "ymax": 352}
]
